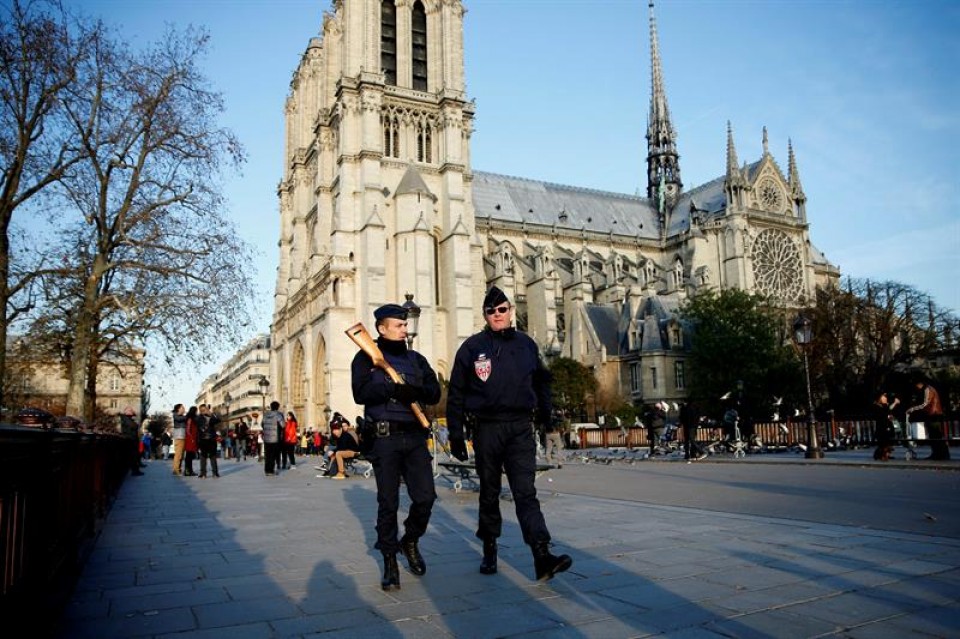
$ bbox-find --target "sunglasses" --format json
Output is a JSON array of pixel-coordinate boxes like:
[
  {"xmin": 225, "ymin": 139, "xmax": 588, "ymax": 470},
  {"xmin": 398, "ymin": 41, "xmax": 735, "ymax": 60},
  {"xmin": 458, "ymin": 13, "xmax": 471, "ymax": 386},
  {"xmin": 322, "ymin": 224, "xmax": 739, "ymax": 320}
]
[{"xmin": 485, "ymin": 305, "xmax": 511, "ymax": 316}]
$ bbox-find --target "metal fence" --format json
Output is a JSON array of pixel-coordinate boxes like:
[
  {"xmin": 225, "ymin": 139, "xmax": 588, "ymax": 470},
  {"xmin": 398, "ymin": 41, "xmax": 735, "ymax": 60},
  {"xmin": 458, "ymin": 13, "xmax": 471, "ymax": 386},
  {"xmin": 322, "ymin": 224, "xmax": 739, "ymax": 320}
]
[
  {"xmin": 0, "ymin": 424, "xmax": 130, "ymax": 625},
  {"xmin": 575, "ymin": 418, "xmax": 960, "ymax": 450}
]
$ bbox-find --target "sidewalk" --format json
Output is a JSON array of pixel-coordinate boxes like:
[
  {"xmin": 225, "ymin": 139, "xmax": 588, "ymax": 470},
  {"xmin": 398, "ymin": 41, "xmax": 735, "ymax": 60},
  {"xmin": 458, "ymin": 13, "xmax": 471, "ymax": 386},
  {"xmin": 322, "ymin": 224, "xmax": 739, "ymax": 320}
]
[{"xmin": 57, "ymin": 455, "xmax": 960, "ymax": 638}]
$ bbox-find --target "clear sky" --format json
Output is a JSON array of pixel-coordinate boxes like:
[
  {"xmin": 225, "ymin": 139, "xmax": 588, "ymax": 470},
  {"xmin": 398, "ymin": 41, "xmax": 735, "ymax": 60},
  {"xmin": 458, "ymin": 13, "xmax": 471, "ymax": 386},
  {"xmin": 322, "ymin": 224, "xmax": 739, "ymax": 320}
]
[{"xmin": 57, "ymin": 0, "xmax": 960, "ymax": 414}]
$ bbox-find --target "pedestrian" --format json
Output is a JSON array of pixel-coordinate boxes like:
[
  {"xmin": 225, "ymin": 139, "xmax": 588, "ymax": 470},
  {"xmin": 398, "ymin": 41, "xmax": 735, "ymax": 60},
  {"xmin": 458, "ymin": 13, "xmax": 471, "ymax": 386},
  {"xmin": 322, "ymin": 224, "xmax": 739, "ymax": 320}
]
[
  {"xmin": 350, "ymin": 303, "xmax": 442, "ymax": 591},
  {"xmin": 171, "ymin": 404, "xmax": 187, "ymax": 475},
  {"xmin": 544, "ymin": 410, "xmax": 564, "ymax": 468},
  {"xmin": 160, "ymin": 428, "xmax": 173, "ymax": 460},
  {"xmin": 872, "ymin": 391, "xmax": 898, "ymax": 461},
  {"xmin": 184, "ymin": 406, "xmax": 200, "ymax": 476},
  {"xmin": 446, "ymin": 286, "xmax": 573, "ymax": 582},
  {"xmin": 908, "ymin": 378, "xmax": 948, "ymax": 460},
  {"xmin": 120, "ymin": 407, "xmax": 144, "ymax": 476},
  {"xmin": 282, "ymin": 411, "xmax": 299, "ymax": 469},
  {"xmin": 679, "ymin": 399, "xmax": 705, "ymax": 461},
  {"xmin": 197, "ymin": 404, "xmax": 221, "ymax": 478},
  {"xmin": 261, "ymin": 401, "xmax": 284, "ymax": 475},
  {"xmin": 235, "ymin": 417, "xmax": 249, "ymax": 460},
  {"xmin": 140, "ymin": 429, "xmax": 152, "ymax": 461}
]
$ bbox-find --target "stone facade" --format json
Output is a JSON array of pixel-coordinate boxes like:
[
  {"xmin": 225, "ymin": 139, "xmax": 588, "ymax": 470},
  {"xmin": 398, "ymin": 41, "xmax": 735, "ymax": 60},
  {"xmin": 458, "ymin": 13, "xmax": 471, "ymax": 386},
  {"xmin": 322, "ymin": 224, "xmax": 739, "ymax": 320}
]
[{"xmin": 270, "ymin": 0, "xmax": 839, "ymax": 425}]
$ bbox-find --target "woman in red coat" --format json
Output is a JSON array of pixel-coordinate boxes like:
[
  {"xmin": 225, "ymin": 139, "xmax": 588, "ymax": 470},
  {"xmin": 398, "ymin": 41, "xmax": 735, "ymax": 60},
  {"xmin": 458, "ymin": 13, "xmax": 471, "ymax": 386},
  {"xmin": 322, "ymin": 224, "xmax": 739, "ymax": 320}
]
[
  {"xmin": 282, "ymin": 412, "xmax": 299, "ymax": 469},
  {"xmin": 184, "ymin": 405, "xmax": 200, "ymax": 476}
]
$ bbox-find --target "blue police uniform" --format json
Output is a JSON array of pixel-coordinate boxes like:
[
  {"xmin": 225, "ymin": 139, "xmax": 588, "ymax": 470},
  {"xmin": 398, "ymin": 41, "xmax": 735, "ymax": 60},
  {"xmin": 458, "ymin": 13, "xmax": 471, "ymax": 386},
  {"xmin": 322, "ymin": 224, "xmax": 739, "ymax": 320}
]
[
  {"xmin": 446, "ymin": 286, "xmax": 572, "ymax": 581},
  {"xmin": 447, "ymin": 325, "xmax": 551, "ymax": 544},
  {"xmin": 351, "ymin": 304, "xmax": 441, "ymax": 590}
]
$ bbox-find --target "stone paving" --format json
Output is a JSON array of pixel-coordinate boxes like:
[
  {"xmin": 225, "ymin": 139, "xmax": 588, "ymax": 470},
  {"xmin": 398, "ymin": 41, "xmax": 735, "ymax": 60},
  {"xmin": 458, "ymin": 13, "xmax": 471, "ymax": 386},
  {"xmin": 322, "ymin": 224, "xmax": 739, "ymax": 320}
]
[{"xmin": 56, "ymin": 451, "xmax": 960, "ymax": 638}]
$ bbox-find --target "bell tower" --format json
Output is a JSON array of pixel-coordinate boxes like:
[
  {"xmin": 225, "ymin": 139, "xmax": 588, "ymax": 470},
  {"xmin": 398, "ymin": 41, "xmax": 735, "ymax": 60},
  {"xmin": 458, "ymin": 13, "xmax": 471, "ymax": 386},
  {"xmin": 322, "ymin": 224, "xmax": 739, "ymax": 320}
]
[{"xmin": 273, "ymin": 0, "xmax": 480, "ymax": 423}]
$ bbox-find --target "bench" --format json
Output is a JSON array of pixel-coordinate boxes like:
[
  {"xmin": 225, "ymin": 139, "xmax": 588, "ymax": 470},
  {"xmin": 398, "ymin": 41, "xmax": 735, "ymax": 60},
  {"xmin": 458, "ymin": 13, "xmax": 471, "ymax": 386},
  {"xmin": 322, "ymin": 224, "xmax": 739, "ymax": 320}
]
[{"xmin": 437, "ymin": 461, "xmax": 554, "ymax": 495}]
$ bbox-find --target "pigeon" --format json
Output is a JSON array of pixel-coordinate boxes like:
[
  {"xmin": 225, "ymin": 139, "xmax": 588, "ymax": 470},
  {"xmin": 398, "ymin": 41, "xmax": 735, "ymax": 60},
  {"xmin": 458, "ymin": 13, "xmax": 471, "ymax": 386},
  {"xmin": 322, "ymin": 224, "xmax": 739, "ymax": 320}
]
[
  {"xmin": 794, "ymin": 408, "xmax": 801, "ymax": 417},
  {"xmin": 773, "ymin": 396, "xmax": 783, "ymax": 406},
  {"xmin": 720, "ymin": 391, "xmax": 732, "ymax": 400}
]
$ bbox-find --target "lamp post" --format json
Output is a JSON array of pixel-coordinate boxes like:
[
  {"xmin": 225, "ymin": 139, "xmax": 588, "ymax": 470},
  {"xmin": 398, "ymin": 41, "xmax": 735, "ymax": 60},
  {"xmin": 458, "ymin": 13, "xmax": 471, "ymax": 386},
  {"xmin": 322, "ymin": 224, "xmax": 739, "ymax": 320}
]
[
  {"xmin": 258, "ymin": 377, "xmax": 270, "ymax": 415},
  {"xmin": 792, "ymin": 313, "xmax": 823, "ymax": 459},
  {"xmin": 402, "ymin": 292, "xmax": 421, "ymax": 348}
]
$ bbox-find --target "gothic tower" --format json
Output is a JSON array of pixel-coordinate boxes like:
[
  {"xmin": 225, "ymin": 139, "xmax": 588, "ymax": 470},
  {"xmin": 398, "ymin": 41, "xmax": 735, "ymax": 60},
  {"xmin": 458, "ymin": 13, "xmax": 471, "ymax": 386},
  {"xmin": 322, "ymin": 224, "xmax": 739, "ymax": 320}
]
[
  {"xmin": 645, "ymin": 1, "xmax": 682, "ymax": 220},
  {"xmin": 272, "ymin": 0, "xmax": 480, "ymax": 426}
]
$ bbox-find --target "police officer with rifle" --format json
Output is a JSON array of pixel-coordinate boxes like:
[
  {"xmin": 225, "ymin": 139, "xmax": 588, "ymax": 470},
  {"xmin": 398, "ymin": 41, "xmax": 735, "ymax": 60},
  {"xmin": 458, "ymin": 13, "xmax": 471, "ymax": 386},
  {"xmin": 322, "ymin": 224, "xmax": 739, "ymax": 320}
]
[{"xmin": 349, "ymin": 303, "xmax": 442, "ymax": 591}]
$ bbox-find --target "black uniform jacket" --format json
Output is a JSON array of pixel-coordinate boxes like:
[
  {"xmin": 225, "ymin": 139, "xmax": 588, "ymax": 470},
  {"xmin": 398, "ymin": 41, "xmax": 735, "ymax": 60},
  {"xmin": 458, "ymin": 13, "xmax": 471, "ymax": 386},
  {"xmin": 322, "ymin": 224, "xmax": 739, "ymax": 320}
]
[{"xmin": 446, "ymin": 326, "xmax": 552, "ymax": 440}]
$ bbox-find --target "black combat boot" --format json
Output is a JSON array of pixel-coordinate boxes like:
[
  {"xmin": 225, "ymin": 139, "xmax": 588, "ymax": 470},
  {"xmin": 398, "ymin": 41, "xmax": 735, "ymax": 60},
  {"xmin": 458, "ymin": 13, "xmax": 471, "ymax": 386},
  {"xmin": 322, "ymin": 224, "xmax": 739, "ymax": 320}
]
[
  {"xmin": 381, "ymin": 553, "xmax": 400, "ymax": 591},
  {"xmin": 532, "ymin": 542, "xmax": 572, "ymax": 582},
  {"xmin": 479, "ymin": 539, "xmax": 498, "ymax": 575},
  {"xmin": 400, "ymin": 537, "xmax": 426, "ymax": 576}
]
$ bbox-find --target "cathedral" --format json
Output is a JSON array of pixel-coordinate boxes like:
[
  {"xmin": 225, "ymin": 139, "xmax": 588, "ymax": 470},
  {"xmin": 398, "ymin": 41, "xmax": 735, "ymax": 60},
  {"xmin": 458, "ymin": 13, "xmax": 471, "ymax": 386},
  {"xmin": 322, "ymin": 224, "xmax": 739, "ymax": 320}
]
[{"xmin": 270, "ymin": 0, "xmax": 839, "ymax": 428}]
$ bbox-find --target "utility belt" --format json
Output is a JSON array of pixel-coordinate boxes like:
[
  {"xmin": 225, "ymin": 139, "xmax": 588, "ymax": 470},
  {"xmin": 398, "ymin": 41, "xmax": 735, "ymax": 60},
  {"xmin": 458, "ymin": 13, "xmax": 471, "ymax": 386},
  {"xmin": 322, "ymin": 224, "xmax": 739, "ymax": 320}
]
[{"xmin": 373, "ymin": 420, "xmax": 421, "ymax": 437}]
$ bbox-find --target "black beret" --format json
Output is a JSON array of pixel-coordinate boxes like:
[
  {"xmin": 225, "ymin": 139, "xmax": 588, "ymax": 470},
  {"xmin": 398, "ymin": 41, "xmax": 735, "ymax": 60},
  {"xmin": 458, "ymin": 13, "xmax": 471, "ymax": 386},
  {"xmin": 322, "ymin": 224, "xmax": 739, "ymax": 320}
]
[
  {"xmin": 483, "ymin": 286, "xmax": 509, "ymax": 309},
  {"xmin": 374, "ymin": 303, "xmax": 408, "ymax": 322}
]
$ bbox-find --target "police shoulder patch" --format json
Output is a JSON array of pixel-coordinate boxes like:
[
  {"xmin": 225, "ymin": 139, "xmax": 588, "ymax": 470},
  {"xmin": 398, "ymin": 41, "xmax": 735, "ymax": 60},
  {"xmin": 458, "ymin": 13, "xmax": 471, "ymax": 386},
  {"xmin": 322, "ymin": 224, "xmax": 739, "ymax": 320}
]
[{"xmin": 474, "ymin": 353, "xmax": 491, "ymax": 382}]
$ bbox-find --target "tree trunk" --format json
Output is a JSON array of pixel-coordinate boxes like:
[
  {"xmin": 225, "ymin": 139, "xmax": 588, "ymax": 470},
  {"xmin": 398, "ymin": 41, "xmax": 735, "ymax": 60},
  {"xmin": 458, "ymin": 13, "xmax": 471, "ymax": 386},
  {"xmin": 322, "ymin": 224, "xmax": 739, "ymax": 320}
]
[{"xmin": 65, "ymin": 269, "xmax": 102, "ymax": 418}]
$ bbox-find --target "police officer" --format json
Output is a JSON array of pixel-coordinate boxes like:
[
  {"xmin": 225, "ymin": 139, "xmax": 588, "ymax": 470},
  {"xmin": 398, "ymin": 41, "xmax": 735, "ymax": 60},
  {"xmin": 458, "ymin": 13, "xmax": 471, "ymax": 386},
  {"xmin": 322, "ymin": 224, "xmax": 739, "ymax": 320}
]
[
  {"xmin": 446, "ymin": 286, "xmax": 573, "ymax": 582},
  {"xmin": 351, "ymin": 303, "xmax": 442, "ymax": 591}
]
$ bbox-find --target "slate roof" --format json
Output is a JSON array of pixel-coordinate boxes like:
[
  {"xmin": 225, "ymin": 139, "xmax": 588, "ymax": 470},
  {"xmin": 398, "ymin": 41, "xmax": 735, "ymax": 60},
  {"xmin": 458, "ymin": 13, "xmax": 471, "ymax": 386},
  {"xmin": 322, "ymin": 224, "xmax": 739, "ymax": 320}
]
[
  {"xmin": 472, "ymin": 171, "xmax": 661, "ymax": 240},
  {"xmin": 584, "ymin": 304, "xmax": 621, "ymax": 354}
]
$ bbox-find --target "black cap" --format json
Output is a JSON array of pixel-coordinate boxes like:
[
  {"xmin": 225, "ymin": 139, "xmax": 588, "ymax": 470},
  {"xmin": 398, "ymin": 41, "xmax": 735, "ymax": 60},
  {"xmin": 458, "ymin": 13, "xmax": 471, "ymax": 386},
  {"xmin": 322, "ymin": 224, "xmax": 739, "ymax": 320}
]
[
  {"xmin": 483, "ymin": 286, "xmax": 509, "ymax": 309},
  {"xmin": 374, "ymin": 303, "xmax": 408, "ymax": 322}
]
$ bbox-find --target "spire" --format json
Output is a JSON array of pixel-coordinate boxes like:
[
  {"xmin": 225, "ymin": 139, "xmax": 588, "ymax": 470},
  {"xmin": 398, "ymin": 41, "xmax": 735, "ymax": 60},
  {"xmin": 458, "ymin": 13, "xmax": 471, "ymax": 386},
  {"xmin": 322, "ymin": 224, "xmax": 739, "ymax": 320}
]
[
  {"xmin": 762, "ymin": 126, "xmax": 769, "ymax": 155},
  {"xmin": 646, "ymin": 1, "xmax": 681, "ymax": 205},
  {"xmin": 726, "ymin": 121, "xmax": 740, "ymax": 177},
  {"xmin": 787, "ymin": 138, "xmax": 805, "ymax": 197}
]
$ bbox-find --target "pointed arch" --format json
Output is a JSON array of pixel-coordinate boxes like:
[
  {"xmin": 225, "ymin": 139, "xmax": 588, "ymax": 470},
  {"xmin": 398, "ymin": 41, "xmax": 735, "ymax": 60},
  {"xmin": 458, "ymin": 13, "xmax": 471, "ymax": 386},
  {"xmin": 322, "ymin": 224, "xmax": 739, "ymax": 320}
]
[
  {"xmin": 313, "ymin": 334, "xmax": 328, "ymax": 426},
  {"xmin": 381, "ymin": 0, "xmax": 397, "ymax": 86},
  {"xmin": 411, "ymin": 1, "xmax": 428, "ymax": 91},
  {"xmin": 291, "ymin": 340, "xmax": 306, "ymax": 415}
]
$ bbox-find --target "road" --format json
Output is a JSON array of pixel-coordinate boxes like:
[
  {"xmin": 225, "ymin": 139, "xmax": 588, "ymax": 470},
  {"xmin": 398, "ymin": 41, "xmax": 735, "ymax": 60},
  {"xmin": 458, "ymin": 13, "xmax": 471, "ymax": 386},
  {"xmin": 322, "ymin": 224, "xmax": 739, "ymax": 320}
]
[{"xmin": 540, "ymin": 459, "xmax": 960, "ymax": 538}]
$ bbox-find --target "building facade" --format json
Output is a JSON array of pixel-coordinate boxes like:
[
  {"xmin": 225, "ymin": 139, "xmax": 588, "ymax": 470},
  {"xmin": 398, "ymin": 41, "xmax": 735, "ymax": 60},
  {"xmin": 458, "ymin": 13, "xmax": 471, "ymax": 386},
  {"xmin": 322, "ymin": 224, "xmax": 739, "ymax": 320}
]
[
  {"xmin": 195, "ymin": 334, "xmax": 272, "ymax": 425},
  {"xmin": 270, "ymin": 0, "xmax": 839, "ymax": 425}
]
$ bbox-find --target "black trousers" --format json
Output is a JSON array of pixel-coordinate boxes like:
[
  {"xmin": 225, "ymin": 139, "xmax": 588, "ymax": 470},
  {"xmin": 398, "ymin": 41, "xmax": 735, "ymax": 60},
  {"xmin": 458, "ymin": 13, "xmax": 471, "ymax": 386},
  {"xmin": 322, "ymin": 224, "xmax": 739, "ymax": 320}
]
[
  {"xmin": 473, "ymin": 419, "xmax": 549, "ymax": 546},
  {"xmin": 199, "ymin": 439, "xmax": 219, "ymax": 476},
  {"xmin": 263, "ymin": 442, "xmax": 280, "ymax": 474},
  {"xmin": 370, "ymin": 429, "xmax": 436, "ymax": 555}
]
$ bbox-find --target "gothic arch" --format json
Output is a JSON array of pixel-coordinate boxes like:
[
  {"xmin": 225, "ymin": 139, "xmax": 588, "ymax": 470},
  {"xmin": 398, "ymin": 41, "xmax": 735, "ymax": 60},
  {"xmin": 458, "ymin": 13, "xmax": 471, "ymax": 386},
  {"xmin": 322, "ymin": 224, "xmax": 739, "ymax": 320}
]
[
  {"xmin": 290, "ymin": 340, "xmax": 306, "ymax": 416},
  {"xmin": 313, "ymin": 335, "xmax": 329, "ymax": 429}
]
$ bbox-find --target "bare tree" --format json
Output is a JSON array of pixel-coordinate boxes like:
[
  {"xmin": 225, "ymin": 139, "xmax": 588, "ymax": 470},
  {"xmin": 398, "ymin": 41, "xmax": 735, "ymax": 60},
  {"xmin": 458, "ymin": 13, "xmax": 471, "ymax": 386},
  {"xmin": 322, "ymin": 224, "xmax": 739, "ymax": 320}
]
[
  {"xmin": 809, "ymin": 278, "xmax": 958, "ymax": 413},
  {"xmin": 0, "ymin": 1, "xmax": 100, "ymax": 408},
  {"xmin": 41, "ymin": 23, "xmax": 249, "ymax": 419}
]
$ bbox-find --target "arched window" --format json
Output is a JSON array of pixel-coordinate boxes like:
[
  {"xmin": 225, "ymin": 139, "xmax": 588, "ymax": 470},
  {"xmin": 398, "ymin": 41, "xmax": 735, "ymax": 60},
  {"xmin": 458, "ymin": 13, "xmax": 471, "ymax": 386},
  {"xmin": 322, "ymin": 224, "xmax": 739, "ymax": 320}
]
[
  {"xmin": 381, "ymin": 1, "xmax": 397, "ymax": 86},
  {"xmin": 382, "ymin": 113, "xmax": 399, "ymax": 158},
  {"xmin": 416, "ymin": 122, "xmax": 432, "ymax": 163},
  {"xmin": 411, "ymin": 1, "xmax": 428, "ymax": 91},
  {"xmin": 673, "ymin": 258, "xmax": 684, "ymax": 288}
]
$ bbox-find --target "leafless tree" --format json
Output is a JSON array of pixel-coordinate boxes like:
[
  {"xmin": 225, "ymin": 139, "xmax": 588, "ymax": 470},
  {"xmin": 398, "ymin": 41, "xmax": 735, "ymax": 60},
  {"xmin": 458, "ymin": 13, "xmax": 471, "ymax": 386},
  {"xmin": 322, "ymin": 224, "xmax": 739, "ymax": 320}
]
[
  {"xmin": 0, "ymin": 0, "xmax": 101, "ymax": 408},
  {"xmin": 808, "ymin": 278, "xmax": 958, "ymax": 413},
  {"xmin": 39, "ymin": 23, "xmax": 249, "ymax": 419}
]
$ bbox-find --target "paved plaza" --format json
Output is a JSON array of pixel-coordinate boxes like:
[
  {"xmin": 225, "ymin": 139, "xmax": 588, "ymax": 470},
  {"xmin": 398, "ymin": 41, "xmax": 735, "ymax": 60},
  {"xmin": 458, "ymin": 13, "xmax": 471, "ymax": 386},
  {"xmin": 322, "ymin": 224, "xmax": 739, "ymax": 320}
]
[{"xmin": 56, "ymin": 451, "xmax": 960, "ymax": 638}]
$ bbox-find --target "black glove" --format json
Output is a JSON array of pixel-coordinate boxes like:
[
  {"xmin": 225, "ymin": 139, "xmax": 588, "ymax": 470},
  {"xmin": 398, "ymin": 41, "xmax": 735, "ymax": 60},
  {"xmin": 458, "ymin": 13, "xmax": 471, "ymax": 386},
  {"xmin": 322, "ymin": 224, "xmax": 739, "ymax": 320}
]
[
  {"xmin": 449, "ymin": 436, "xmax": 469, "ymax": 462},
  {"xmin": 391, "ymin": 382, "xmax": 422, "ymax": 404}
]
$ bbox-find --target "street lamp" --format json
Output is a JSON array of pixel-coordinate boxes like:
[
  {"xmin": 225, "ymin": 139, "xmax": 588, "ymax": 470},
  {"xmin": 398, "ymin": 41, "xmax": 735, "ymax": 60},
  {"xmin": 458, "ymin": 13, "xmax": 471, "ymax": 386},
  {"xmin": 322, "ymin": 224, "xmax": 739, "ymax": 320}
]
[
  {"xmin": 258, "ymin": 377, "xmax": 270, "ymax": 415},
  {"xmin": 402, "ymin": 292, "xmax": 421, "ymax": 348},
  {"xmin": 792, "ymin": 313, "xmax": 823, "ymax": 459}
]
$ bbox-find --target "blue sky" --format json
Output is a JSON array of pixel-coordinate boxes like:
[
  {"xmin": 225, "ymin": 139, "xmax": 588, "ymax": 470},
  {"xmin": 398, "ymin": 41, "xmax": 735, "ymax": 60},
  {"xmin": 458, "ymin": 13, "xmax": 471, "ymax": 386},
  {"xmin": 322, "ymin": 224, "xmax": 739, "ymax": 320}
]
[{"xmin": 59, "ymin": 0, "xmax": 959, "ymax": 413}]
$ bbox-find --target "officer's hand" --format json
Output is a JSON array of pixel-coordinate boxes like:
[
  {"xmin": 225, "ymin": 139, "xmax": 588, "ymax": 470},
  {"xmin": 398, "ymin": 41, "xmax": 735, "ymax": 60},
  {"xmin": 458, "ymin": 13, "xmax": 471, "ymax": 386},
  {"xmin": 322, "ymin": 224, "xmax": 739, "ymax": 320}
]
[
  {"xmin": 391, "ymin": 383, "xmax": 422, "ymax": 403},
  {"xmin": 449, "ymin": 436, "xmax": 469, "ymax": 462}
]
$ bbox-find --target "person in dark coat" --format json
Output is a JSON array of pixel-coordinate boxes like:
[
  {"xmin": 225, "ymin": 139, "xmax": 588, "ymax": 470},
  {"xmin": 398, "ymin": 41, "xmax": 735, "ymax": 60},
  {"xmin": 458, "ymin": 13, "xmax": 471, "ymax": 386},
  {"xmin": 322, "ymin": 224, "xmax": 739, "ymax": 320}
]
[
  {"xmin": 872, "ymin": 391, "xmax": 898, "ymax": 461},
  {"xmin": 351, "ymin": 303, "xmax": 442, "ymax": 591},
  {"xmin": 446, "ymin": 286, "xmax": 572, "ymax": 582}
]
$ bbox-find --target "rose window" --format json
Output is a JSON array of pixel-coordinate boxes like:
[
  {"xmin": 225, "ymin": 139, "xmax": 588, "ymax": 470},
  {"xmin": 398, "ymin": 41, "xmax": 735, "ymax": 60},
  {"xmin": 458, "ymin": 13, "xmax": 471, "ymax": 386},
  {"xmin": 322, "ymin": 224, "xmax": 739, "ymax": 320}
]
[{"xmin": 750, "ymin": 229, "xmax": 803, "ymax": 301}]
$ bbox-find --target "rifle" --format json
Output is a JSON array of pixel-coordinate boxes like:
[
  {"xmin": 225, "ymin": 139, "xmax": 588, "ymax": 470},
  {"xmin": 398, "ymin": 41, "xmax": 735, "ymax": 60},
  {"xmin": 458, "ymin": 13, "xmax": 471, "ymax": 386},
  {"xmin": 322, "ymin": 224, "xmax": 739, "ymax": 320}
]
[{"xmin": 345, "ymin": 322, "xmax": 430, "ymax": 428}]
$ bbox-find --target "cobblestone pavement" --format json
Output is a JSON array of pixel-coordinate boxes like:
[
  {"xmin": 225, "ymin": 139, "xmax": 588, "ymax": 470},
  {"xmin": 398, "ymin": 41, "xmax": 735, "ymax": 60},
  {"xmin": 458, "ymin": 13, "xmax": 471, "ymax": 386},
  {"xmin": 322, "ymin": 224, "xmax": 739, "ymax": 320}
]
[{"xmin": 57, "ymin": 450, "xmax": 960, "ymax": 638}]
